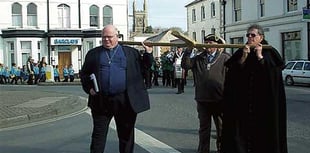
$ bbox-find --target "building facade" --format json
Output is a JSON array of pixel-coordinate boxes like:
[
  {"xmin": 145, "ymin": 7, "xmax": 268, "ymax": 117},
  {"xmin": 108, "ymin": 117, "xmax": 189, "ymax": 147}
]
[
  {"xmin": 186, "ymin": 0, "xmax": 309, "ymax": 62},
  {"xmin": 132, "ymin": 0, "xmax": 148, "ymax": 34},
  {"xmin": 0, "ymin": 0, "xmax": 129, "ymax": 76},
  {"xmin": 185, "ymin": 0, "xmax": 223, "ymax": 43}
]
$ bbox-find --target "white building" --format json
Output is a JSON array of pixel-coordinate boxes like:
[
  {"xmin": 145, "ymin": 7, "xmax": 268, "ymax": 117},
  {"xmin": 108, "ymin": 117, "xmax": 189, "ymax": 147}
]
[
  {"xmin": 0, "ymin": 0, "xmax": 129, "ymax": 76},
  {"xmin": 185, "ymin": 0, "xmax": 223, "ymax": 43},
  {"xmin": 186, "ymin": 0, "xmax": 309, "ymax": 62}
]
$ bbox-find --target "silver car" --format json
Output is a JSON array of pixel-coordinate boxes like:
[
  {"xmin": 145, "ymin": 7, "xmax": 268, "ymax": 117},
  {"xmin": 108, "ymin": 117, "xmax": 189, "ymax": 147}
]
[{"xmin": 282, "ymin": 60, "xmax": 310, "ymax": 86}]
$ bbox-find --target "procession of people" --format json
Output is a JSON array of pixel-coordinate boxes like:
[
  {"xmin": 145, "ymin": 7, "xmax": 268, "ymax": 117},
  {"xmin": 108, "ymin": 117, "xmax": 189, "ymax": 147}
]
[{"xmin": 0, "ymin": 24, "xmax": 288, "ymax": 153}]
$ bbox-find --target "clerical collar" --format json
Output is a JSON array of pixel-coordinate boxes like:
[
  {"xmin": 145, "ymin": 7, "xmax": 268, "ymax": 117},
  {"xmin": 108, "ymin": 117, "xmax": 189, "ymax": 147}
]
[{"xmin": 103, "ymin": 44, "xmax": 120, "ymax": 52}]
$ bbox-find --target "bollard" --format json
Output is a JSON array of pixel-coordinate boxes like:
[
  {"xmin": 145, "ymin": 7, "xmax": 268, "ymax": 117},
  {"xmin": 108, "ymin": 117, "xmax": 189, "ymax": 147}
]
[{"xmin": 45, "ymin": 65, "xmax": 54, "ymax": 82}]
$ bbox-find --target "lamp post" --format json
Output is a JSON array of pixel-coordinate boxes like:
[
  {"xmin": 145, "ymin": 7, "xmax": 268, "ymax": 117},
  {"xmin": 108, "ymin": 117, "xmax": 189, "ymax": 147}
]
[
  {"xmin": 308, "ymin": 0, "xmax": 310, "ymax": 60},
  {"xmin": 220, "ymin": 0, "xmax": 227, "ymax": 40}
]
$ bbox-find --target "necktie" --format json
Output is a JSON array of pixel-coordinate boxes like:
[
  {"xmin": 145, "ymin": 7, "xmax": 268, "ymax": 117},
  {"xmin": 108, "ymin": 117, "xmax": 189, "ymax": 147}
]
[{"xmin": 208, "ymin": 55, "xmax": 213, "ymax": 62}]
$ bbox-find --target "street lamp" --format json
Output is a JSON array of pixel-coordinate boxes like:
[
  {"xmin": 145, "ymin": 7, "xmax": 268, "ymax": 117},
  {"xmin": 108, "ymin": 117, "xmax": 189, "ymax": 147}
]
[{"xmin": 307, "ymin": 0, "xmax": 310, "ymax": 60}]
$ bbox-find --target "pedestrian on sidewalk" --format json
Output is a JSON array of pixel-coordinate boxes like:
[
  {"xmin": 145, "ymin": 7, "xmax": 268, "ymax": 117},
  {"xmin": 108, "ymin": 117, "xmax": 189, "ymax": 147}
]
[
  {"xmin": 62, "ymin": 65, "xmax": 69, "ymax": 82},
  {"xmin": 182, "ymin": 34, "xmax": 231, "ymax": 153},
  {"xmin": 80, "ymin": 24, "xmax": 151, "ymax": 153}
]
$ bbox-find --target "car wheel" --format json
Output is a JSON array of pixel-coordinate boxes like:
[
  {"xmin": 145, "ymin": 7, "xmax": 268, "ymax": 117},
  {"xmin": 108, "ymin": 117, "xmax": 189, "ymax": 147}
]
[{"xmin": 285, "ymin": 76, "xmax": 294, "ymax": 86}]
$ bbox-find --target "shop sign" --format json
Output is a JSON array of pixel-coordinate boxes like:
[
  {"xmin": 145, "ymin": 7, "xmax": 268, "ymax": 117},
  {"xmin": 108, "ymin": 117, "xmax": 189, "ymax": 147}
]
[
  {"xmin": 303, "ymin": 7, "xmax": 310, "ymax": 22},
  {"xmin": 51, "ymin": 38, "xmax": 82, "ymax": 45}
]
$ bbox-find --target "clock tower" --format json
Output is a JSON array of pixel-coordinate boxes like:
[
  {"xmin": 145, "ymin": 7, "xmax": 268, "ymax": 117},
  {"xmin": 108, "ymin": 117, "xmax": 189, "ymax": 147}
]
[{"xmin": 133, "ymin": 0, "xmax": 148, "ymax": 34}]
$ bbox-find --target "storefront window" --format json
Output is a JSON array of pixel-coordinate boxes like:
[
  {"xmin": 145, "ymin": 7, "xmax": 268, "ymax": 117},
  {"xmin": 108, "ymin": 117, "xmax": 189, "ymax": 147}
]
[{"xmin": 282, "ymin": 31, "xmax": 301, "ymax": 61}]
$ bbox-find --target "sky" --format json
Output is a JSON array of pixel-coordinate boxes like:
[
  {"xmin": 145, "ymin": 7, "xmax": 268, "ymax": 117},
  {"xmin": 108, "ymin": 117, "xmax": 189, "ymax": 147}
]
[{"xmin": 129, "ymin": 0, "xmax": 192, "ymax": 31}]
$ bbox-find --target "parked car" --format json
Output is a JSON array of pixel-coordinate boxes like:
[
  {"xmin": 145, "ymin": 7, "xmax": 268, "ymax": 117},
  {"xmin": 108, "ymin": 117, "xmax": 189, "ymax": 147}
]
[{"xmin": 282, "ymin": 60, "xmax": 310, "ymax": 86}]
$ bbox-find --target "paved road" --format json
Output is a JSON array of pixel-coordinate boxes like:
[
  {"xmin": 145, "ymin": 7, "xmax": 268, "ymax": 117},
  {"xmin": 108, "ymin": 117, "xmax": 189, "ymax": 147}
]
[{"xmin": 0, "ymin": 83, "xmax": 309, "ymax": 153}]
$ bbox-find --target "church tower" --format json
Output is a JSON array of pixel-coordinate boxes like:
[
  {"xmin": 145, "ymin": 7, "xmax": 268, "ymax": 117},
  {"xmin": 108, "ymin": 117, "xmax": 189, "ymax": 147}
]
[{"xmin": 133, "ymin": 0, "xmax": 148, "ymax": 34}]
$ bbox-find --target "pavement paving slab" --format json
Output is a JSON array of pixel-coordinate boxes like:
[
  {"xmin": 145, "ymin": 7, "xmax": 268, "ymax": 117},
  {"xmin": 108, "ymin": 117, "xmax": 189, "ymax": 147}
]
[{"xmin": 0, "ymin": 90, "xmax": 87, "ymax": 129}]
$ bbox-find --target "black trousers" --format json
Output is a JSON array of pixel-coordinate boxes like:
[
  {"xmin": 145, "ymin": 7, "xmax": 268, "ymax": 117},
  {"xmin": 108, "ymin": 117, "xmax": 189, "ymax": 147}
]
[
  {"xmin": 90, "ymin": 93, "xmax": 137, "ymax": 153},
  {"xmin": 197, "ymin": 102, "xmax": 223, "ymax": 153},
  {"xmin": 175, "ymin": 78, "xmax": 184, "ymax": 93}
]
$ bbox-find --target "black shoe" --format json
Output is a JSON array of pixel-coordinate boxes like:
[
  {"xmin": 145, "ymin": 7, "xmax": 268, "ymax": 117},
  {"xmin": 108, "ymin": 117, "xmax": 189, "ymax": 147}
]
[{"xmin": 176, "ymin": 91, "xmax": 182, "ymax": 94}]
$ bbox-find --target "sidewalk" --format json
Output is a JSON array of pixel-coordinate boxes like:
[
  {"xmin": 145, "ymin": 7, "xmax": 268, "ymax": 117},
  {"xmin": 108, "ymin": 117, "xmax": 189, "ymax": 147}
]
[{"xmin": 0, "ymin": 85, "xmax": 87, "ymax": 129}]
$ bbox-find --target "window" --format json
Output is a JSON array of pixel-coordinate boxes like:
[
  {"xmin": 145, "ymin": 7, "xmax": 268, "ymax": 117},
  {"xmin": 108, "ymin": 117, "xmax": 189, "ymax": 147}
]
[
  {"xmin": 87, "ymin": 41, "xmax": 94, "ymax": 50},
  {"xmin": 27, "ymin": 3, "xmax": 37, "ymax": 26},
  {"xmin": 282, "ymin": 31, "xmax": 301, "ymax": 61},
  {"xmin": 103, "ymin": 5, "xmax": 113, "ymax": 26},
  {"xmin": 233, "ymin": 0, "xmax": 241, "ymax": 21},
  {"xmin": 293, "ymin": 62, "xmax": 303, "ymax": 70},
  {"xmin": 21, "ymin": 41, "xmax": 31, "ymax": 53},
  {"xmin": 37, "ymin": 41, "xmax": 41, "ymax": 50},
  {"xmin": 22, "ymin": 53, "xmax": 30, "ymax": 65},
  {"xmin": 11, "ymin": 53, "xmax": 15, "ymax": 64},
  {"xmin": 285, "ymin": 62, "xmax": 295, "ymax": 69},
  {"xmin": 9, "ymin": 42, "xmax": 14, "ymax": 51},
  {"xmin": 58, "ymin": 4, "xmax": 71, "ymax": 28},
  {"xmin": 230, "ymin": 37, "xmax": 244, "ymax": 53},
  {"xmin": 12, "ymin": 2, "xmax": 22, "ymax": 27},
  {"xmin": 90, "ymin": 5, "xmax": 99, "ymax": 27},
  {"xmin": 211, "ymin": 28, "xmax": 216, "ymax": 34},
  {"xmin": 304, "ymin": 62, "xmax": 310, "ymax": 71},
  {"xmin": 201, "ymin": 30, "xmax": 205, "ymax": 43},
  {"xmin": 192, "ymin": 9, "xmax": 196, "ymax": 22},
  {"xmin": 192, "ymin": 32, "xmax": 197, "ymax": 41},
  {"xmin": 287, "ymin": 0, "xmax": 297, "ymax": 12},
  {"xmin": 211, "ymin": 2, "xmax": 216, "ymax": 17},
  {"xmin": 201, "ymin": 6, "xmax": 205, "ymax": 20},
  {"xmin": 259, "ymin": 0, "xmax": 265, "ymax": 17},
  {"xmin": 57, "ymin": 45, "xmax": 71, "ymax": 51}
]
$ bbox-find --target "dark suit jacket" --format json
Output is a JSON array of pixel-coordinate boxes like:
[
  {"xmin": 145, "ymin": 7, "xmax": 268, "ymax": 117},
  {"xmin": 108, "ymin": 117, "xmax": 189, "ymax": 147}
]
[{"xmin": 80, "ymin": 45, "xmax": 150, "ymax": 114}]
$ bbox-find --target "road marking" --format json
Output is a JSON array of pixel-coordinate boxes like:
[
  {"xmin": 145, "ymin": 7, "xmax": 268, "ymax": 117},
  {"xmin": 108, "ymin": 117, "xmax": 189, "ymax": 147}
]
[{"xmin": 85, "ymin": 109, "xmax": 181, "ymax": 153}]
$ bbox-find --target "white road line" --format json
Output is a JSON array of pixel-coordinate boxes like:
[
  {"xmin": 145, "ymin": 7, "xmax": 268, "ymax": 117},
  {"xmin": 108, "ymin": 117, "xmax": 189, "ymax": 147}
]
[{"xmin": 85, "ymin": 109, "xmax": 181, "ymax": 153}]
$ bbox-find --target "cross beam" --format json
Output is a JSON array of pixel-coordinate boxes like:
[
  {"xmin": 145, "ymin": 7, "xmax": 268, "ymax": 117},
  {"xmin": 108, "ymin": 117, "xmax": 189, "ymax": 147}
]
[{"xmin": 119, "ymin": 30, "xmax": 273, "ymax": 49}]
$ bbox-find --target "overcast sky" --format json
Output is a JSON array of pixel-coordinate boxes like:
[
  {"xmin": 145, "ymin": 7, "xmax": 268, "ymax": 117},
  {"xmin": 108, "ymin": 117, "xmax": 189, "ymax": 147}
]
[{"xmin": 129, "ymin": 0, "xmax": 192, "ymax": 31}]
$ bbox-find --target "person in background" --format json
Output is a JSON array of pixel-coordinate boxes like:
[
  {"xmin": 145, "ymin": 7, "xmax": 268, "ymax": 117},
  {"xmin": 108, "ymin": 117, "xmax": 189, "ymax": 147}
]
[
  {"xmin": 142, "ymin": 49, "xmax": 154, "ymax": 89},
  {"xmin": 80, "ymin": 25, "xmax": 151, "ymax": 153},
  {"xmin": 53, "ymin": 65, "xmax": 60, "ymax": 82},
  {"xmin": 173, "ymin": 46, "xmax": 186, "ymax": 94},
  {"xmin": 0, "ymin": 63, "xmax": 4, "ymax": 84},
  {"xmin": 33, "ymin": 63, "xmax": 40, "ymax": 84},
  {"xmin": 160, "ymin": 51, "xmax": 174, "ymax": 87},
  {"xmin": 26, "ymin": 56, "xmax": 34, "ymax": 85},
  {"xmin": 151, "ymin": 57, "xmax": 160, "ymax": 86},
  {"xmin": 21, "ymin": 65, "xmax": 29, "ymax": 83},
  {"xmin": 15, "ymin": 66, "xmax": 22, "ymax": 84},
  {"xmin": 3, "ymin": 66, "xmax": 10, "ymax": 84},
  {"xmin": 10, "ymin": 63, "xmax": 18, "ymax": 84},
  {"xmin": 62, "ymin": 65, "xmax": 69, "ymax": 82},
  {"xmin": 39, "ymin": 62, "xmax": 46, "ymax": 82},
  {"xmin": 222, "ymin": 24, "xmax": 287, "ymax": 153},
  {"xmin": 68, "ymin": 64, "xmax": 75, "ymax": 82},
  {"xmin": 182, "ymin": 34, "xmax": 231, "ymax": 153}
]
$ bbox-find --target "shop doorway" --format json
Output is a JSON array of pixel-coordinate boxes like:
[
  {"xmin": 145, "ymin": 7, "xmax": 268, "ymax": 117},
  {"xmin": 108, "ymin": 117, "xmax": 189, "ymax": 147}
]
[{"xmin": 58, "ymin": 52, "xmax": 71, "ymax": 79}]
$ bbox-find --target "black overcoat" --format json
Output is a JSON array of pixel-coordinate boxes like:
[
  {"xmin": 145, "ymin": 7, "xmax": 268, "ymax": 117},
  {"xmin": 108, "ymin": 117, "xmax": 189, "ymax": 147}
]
[
  {"xmin": 80, "ymin": 45, "xmax": 150, "ymax": 114},
  {"xmin": 222, "ymin": 42, "xmax": 287, "ymax": 153}
]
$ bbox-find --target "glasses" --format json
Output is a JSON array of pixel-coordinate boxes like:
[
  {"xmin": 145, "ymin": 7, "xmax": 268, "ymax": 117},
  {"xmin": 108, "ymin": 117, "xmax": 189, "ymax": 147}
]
[
  {"xmin": 102, "ymin": 35, "xmax": 116, "ymax": 39},
  {"xmin": 246, "ymin": 33, "xmax": 259, "ymax": 38}
]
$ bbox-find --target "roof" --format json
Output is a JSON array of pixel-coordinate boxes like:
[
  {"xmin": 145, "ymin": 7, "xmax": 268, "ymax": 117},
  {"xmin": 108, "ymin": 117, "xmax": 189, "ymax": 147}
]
[
  {"xmin": 144, "ymin": 29, "xmax": 184, "ymax": 44},
  {"xmin": 185, "ymin": 0, "xmax": 203, "ymax": 7}
]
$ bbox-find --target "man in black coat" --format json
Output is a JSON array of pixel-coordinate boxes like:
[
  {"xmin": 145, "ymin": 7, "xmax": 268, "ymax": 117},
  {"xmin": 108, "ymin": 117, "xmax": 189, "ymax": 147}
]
[
  {"xmin": 222, "ymin": 24, "xmax": 287, "ymax": 153},
  {"xmin": 80, "ymin": 25, "xmax": 151, "ymax": 153}
]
